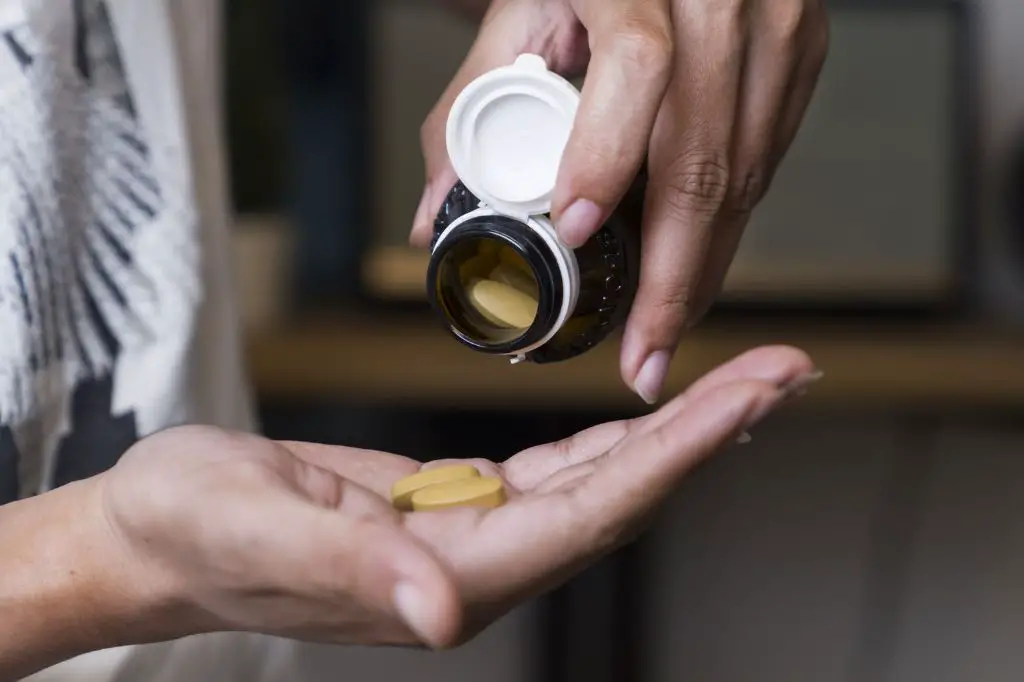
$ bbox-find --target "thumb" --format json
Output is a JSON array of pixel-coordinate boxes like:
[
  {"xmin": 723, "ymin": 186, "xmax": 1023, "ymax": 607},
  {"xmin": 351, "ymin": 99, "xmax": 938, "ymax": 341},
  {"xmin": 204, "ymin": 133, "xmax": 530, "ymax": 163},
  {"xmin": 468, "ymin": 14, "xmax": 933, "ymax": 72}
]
[{"xmin": 282, "ymin": 475, "xmax": 464, "ymax": 648}]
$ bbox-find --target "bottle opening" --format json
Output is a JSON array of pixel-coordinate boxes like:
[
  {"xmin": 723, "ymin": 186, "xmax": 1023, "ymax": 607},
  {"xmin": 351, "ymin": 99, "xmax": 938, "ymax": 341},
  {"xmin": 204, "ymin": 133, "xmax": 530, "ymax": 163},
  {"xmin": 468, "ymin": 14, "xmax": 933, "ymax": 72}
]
[{"xmin": 434, "ymin": 235, "xmax": 542, "ymax": 345}]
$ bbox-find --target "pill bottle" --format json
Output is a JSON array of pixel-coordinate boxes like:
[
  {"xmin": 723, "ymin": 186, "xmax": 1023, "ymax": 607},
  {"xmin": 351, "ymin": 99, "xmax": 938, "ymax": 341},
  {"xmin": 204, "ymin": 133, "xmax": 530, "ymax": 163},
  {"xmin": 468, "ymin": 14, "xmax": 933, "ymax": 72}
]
[{"xmin": 425, "ymin": 53, "xmax": 643, "ymax": 364}]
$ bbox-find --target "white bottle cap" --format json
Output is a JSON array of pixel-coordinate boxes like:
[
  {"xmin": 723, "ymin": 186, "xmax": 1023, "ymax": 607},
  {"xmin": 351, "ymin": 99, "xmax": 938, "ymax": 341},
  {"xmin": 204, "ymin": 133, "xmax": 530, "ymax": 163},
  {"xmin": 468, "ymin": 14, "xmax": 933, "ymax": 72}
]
[{"xmin": 445, "ymin": 54, "xmax": 581, "ymax": 219}]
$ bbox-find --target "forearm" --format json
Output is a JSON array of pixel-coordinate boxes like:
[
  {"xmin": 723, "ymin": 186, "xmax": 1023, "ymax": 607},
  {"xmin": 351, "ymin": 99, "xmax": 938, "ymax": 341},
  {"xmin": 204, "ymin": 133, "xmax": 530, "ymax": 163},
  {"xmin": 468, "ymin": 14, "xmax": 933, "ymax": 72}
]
[{"xmin": 0, "ymin": 478, "xmax": 181, "ymax": 680}]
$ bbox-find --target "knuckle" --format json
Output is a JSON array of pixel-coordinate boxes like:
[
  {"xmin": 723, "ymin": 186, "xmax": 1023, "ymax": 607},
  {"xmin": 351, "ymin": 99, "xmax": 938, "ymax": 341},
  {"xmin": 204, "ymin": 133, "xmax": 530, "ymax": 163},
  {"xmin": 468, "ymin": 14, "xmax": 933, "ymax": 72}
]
[
  {"xmin": 727, "ymin": 167, "xmax": 771, "ymax": 214},
  {"xmin": 661, "ymin": 150, "xmax": 731, "ymax": 214},
  {"xmin": 654, "ymin": 286, "xmax": 694, "ymax": 316},
  {"xmin": 641, "ymin": 284, "xmax": 696, "ymax": 332},
  {"xmin": 702, "ymin": 0, "xmax": 745, "ymax": 18},
  {"xmin": 610, "ymin": 23, "xmax": 674, "ymax": 73},
  {"xmin": 773, "ymin": 1, "xmax": 810, "ymax": 41},
  {"xmin": 794, "ymin": 4, "xmax": 831, "ymax": 61},
  {"xmin": 570, "ymin": 137, "xmax": 622, "ymax": 174},
  {"xmin": 808, "ymin": 17, "xmax": 831, "ymax": 64},
  {"xmin": 769, "ymin": 2, "xmax": 830, "ymax": 66}
]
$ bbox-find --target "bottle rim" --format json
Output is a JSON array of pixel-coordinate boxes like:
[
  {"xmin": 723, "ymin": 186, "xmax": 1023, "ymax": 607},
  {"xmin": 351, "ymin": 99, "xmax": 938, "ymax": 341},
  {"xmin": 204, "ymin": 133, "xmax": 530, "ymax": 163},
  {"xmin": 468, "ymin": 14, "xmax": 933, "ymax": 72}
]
[{"xmin": 426, "ymin": 215, "xmax": 564, "ymax": 355}]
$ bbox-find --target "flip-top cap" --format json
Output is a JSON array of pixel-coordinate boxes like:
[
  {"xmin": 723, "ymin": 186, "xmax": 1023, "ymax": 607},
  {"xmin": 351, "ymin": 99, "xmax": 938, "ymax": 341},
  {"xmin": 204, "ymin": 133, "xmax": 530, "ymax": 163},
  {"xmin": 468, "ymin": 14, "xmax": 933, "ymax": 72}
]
[{"xmin": 446, "ymin": 54, "xmax": 581, "ymax": 218}]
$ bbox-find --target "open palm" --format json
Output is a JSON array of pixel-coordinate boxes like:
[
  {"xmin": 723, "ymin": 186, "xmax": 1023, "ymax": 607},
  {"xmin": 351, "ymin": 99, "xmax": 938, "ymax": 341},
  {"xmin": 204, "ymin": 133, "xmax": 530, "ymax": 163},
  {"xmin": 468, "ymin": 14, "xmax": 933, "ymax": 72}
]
[{"xmin": 283, "ymin": 345, "xmax": 816, "ymax": 643}]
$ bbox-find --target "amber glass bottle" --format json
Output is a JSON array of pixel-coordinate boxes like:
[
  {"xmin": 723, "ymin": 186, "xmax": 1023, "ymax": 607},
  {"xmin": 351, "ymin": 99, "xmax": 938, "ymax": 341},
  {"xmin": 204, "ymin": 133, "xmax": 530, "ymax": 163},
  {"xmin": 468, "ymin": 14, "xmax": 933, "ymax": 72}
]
[{"xmin": 424, "ymin": 54, "xmax": 642, "ymax": 364}]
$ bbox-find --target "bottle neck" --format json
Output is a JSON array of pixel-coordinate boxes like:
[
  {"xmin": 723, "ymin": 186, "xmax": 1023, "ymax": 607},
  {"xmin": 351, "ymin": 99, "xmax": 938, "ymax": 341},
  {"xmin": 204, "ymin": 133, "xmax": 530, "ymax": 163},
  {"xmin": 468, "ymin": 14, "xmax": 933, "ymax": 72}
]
[{"xmin": 427, "ymin": 210, "xmax": 578, "ymax": 357}]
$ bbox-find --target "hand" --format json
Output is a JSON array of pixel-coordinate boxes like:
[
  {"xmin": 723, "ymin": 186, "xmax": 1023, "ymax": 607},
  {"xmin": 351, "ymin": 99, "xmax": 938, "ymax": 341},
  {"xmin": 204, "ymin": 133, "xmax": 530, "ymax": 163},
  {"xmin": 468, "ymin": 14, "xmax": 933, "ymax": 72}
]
[
  {"xmin": 97, "ymin": 346, "xmax": 814, "ymax": 651},
  {"xmin": 414, "ymin": 0, "xmax": 829, "ymax": 404},
  {"xmin": 397, "ymin": 344, "xmax": 817, "ymax": 641},
  {"xmin": 98, "ymin": 426, "xmax": 464, "ymax": 649}
]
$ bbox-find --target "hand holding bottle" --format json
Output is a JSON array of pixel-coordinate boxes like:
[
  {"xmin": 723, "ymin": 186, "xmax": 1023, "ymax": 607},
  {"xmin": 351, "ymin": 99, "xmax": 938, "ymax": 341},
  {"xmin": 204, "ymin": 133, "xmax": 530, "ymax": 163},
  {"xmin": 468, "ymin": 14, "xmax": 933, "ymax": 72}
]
[{"xmin": 415, "ymin": 0, "xmax": 829, "ymax": 402}]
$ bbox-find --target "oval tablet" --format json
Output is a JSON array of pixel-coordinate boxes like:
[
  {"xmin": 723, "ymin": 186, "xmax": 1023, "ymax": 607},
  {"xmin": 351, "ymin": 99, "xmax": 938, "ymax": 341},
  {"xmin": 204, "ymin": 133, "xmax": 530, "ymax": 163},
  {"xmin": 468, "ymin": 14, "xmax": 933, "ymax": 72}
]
[
  {"xmin": 499, "ymin": 245, "xmax": 534, "ymax": 276},
  {"xmin": 467, "ymin": 278, "xmax": 538, "ymax": 329},
  {"xmin": 477, "ymin": 239, "xmax": 502, "ymax": 257},
  {"xmin": 410, "ymin": 476, "xmax": 507, "ymax": 511},
  {"xmin": 390, "ymin": 465, "xmax": 480, "ymax": 511},
  {"xmin": 489, "ymin": 263, "xmax": 539, "ymax": 299},
  {"xmin": 459, "ymin": 255, "xmax": 494, "ymax": 282}
]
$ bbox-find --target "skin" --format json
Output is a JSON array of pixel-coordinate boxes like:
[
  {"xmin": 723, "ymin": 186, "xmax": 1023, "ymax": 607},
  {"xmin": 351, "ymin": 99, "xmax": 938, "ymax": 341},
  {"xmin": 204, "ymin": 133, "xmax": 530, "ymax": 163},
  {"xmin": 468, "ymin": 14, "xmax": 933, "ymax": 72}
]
[
  {"xmin": 0, "ymin": 346, "xmax": 816, "ymax": 681},
  {"xmin": 2, "ymin": 2, "xmax": 827, "ymax": 678},
  {"xmin": 415, "ymin": 0, "xmax": 829, "ymax": 404}
]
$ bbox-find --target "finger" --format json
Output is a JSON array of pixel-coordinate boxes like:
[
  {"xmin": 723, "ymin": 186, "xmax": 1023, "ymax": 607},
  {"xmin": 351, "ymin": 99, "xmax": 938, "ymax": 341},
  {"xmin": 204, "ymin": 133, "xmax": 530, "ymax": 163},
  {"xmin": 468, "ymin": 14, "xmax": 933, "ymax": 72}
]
[
  {"xmin": 673, "ymin": 344, "xmax": 815, "ymax": 407},
  {"xmin": 634, "ymin": 344, "xmax": 818, "ymax": 437},
  {"xmin": 551, "ymin": 0, "xmax": 673, "ymax": 247},
  {"xmin": 508, "ymin": 345, "xmax": 815, "ymax": 489},
  {"xmin": 620, "ymin": 2, "xmax": 747, "ymax": 404},
  {"xmin": 276, "ymin": 482, "xmax": 464, "ymax": 648},
  {"xmin": 570, "ymin": 379, "xmax": 787, "ymax": 548},
  {"xmin": 401, "ymin": 381, "xmax": 783, "ymax": 625},
  {"xmin": 532, "ymin": 459, "xmax": 599, "ymax": 495},
  {"xmin": 768, "ymin": 3, "xmax": 829, "ymax": 165},
  {"xmin": 690, "ymin": 1, "xmax": 829, "ymax": 318},
  {"xmin": 503, "ymin": 420, "xmax": 631, "ymax": 491}
]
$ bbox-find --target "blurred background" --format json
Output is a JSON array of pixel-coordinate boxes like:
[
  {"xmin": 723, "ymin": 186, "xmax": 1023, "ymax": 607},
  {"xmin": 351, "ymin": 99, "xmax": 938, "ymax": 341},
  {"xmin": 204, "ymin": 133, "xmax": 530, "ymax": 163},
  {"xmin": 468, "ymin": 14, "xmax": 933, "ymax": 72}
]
[{"xmin": 226, "ymin": 0, "xmax": 1024, "ymax": 680}]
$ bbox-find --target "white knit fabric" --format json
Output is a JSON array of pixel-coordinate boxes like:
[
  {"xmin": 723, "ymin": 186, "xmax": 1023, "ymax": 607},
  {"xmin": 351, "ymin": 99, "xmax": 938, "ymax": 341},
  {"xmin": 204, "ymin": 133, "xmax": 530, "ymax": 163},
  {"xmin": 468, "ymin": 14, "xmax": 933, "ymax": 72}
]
[{"xmin": 0, "ymin": 0, "xmax": 277, "ymax": 679}]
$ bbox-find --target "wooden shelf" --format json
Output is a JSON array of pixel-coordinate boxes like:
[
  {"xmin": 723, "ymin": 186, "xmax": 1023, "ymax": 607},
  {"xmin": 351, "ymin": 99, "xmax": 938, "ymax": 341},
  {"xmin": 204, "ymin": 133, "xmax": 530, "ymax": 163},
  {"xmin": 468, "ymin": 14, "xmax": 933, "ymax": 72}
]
[
  {"xmin": 246, "ymin": 315, "xmax": 1024, "ymax": 411},
  {"xmin": 361, "ymin": 245, "xmax": 952, "ymax": 301}
]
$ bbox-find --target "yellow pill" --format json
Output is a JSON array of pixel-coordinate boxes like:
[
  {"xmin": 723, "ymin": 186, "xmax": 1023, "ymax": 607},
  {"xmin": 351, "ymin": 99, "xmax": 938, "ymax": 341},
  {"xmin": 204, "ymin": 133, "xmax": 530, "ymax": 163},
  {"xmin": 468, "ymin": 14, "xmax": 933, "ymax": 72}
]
[
  {"xmin": 489, "ymin": 263, "xmax": 539, "ymax": 299},
  {"xmin": 498, "ymin": 245, "xmax": 533, "ymax": 276},
  {"xmin": 410, "ymin": 476, "xmax": 507, "ymax": 511},
  {"xmin": 467, "ymin": 278, "xmax": 538, "ymax": 329},
  {"xmin": 390, "ymin": 465, "xmax": 480, "ymax": 511},
  {"xmin": 459, "ymin": 255, "xmax": 493, "ymax": 282},
  {"xmin": 477, "ymin": 240, "xmax": 501, "ymax": 257}
]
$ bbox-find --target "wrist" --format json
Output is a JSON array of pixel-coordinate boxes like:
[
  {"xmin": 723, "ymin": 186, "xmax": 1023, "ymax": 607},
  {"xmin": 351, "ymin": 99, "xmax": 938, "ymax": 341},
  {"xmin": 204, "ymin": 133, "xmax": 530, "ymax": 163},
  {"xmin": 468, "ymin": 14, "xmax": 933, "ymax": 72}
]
[
  {"xmin": 0, "ymin": 476, "xmax": 197, "ymax": 678},
  {"xmin": 87, "ymin": 473, "xmax": 206, "ymax": 644}
]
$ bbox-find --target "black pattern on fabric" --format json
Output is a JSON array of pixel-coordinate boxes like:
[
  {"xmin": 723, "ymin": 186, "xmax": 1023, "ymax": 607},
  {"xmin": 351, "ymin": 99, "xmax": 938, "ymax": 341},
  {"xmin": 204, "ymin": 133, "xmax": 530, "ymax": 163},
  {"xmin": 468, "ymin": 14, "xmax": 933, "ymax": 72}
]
[{"xmin": 0, "ymin": 0, "xmax": 197, "ymax": 495}]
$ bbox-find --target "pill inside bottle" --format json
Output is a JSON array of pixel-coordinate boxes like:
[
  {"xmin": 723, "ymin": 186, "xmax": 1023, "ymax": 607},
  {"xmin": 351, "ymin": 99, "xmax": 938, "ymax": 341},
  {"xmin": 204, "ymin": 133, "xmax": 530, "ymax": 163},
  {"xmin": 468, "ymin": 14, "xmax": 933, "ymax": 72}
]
[
  {"xmin": 426, "ymin": 55, "xmax": 643, "ymax": 363},
  {"xmin": 433, "ymin": 236, "xmax": 542, "ymax": 345},
  {"xmin": 466, "ymin": 278, "xmax": 538, "ymax": 329}
]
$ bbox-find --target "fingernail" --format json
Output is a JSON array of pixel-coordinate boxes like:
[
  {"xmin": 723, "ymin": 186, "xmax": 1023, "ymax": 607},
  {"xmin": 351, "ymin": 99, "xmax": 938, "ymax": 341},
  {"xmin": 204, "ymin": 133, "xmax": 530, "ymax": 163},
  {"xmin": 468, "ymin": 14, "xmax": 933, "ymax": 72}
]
[
  {"xmin": 557, "ymin": 199, "xmax": 603, "ymax": 248},
  {"xmin": 741, "ymin": 371, "xmax": 821, "ymax": 434},
  {"xmin": 784, "ymin": 369, "xmax": 824, "ymax": 399},
  {"xmin": 393, "ymin": 581, "xmax": 436, "ymax": 645},
  {"xmin": 634, "ymin": 350, "xmax": 672, "ymax": 405}
]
